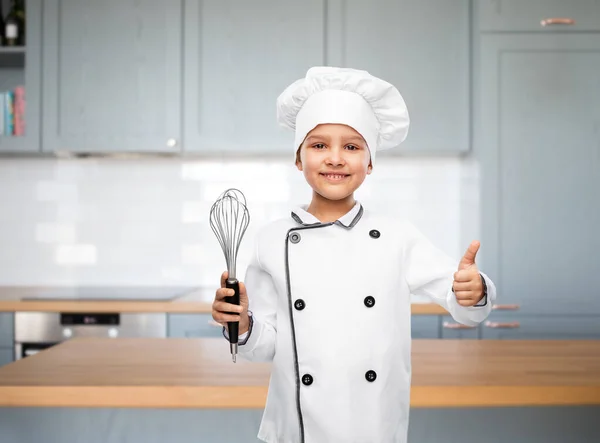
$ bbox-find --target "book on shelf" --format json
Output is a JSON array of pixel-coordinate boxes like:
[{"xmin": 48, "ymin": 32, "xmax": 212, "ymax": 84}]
[{"xmin": 0, "ymin": 85, "xmax": 25, "ymax": 137}]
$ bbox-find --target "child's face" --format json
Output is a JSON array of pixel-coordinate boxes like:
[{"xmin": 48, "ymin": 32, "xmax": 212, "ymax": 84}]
[{"xmin": 296, "ymin": 124, "xmax": 372, "ymax": 202}]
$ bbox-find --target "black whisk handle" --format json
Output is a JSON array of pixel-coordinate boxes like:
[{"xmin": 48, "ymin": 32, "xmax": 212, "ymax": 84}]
[{"xmin": 225, "ymin": 278, "xmax": 240, "ymax": 345}]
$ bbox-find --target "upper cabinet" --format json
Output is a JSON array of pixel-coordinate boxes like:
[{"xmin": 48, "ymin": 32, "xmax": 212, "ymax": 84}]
[
  {"xmin": 0, "ymin": 0, "xmax": 42, "ymax": 153},
  {"xmin": 41, "ymin": 0, "xmax": 183, "ymax": 153},
  {"xmin": 7, "ymin": 0, "xmax": 473, "ymax": 155},
  {"xmin": 326, "ymin": 0, "xmax": 471, "ymax": 154},
  {"xmin": 182, "ymin": 0, "xmax": 326, "ymax": 154},
  {"xmin": 478, "ymin": 0, "xmax": 600, "ymax": 32}
]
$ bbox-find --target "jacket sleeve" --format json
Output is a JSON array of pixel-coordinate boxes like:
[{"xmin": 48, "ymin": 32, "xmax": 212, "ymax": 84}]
[
  {"xmin": 402, "ymin": 222, "xmax": 497, "ymax": 327},
  {"xmin": 223, "ymin": 233, "xmax": 278, "ymax": 362}
]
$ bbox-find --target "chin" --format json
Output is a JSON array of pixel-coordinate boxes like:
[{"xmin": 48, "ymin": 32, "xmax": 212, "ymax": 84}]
[{"xmin": 314, "ymin": 187, "xmax": 355, "ymax": 201}]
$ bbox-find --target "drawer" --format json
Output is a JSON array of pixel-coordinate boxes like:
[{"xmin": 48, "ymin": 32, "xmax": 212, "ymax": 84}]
[
  {"xmin": 478, "ymin": 0, "xmax": 600, "ymax": 32},
  {"xmin": 0, "ymin": 347, "xmax": 13, "ymax": 367},
  {"xmin": 0, "ymin": 313, "xmax": 14, "ymax": 347},
  {"xmin": 441, "ymin": 316, "xmax": 480, "ymax": 339},
  {"xmin": 411, "ymin": 316, "xmax": 440, "ymax": 339},
  {"xmin": 168, "ymin": 314, "xmax": 224, "ymax": 338},
  {"xmin": 481, "ymin": 314, "xmax": 600, "ymax": 339}
]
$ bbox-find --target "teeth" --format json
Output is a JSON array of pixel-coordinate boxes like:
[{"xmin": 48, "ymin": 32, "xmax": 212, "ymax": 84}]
[{"xmin": 323, "ymin": 174, "xmax": 345, "ymax": 179}]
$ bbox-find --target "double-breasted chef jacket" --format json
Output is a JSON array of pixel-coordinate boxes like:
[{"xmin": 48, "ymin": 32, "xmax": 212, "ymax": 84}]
[{"xmin": 226, "ymin": 201, "xmax": 496, "ymax": 443}]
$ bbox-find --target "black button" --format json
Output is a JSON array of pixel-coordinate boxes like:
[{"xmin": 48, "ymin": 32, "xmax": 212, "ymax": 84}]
[
  {"xmin": 364, "ymin": 296, "xmax": 375, "ymax": 308},
  {"xmin": 294, "ymin": 299, "xmax": 305, "ymax": 310},
  {"xmin": 369, "ymin": 230, "xmax": 380, "ymax": 239},
  {"xmin": 290, "ymin": 232, "xmax": 301, "ymax": 244},
  {"xmin": 302, "ymin": 374, "xmax": 313, "ymax": 386},
  {"xmin": 365, "ymin": 370, "xmax": 377, "ymax": 382}
]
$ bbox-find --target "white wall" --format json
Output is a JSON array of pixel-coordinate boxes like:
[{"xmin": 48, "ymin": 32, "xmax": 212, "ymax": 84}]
[{"xmin": 0, "ymin": 156, "xmax": 482, "ymax": 288}]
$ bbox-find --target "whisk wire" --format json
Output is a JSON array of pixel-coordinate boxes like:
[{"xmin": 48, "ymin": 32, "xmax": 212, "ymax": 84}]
[{"xmin": 209, "ymin": 188, "xmax": 250, "ymax": 280}]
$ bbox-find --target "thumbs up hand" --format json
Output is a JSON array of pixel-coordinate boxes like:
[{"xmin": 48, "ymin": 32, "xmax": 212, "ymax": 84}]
[{"xmin": 453, "ymin": 240, "xmax": 485, "ymax": 307}]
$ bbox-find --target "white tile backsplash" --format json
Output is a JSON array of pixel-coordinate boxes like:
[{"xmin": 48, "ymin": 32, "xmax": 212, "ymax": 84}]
[{"xmin": 0, "ymin": 157, "xmax": 481, "ymax": 286}]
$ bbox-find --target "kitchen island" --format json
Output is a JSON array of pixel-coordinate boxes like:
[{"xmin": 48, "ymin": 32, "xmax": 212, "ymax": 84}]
[
  {"xmin": 1, "ymin": 338, "xmax": 599, "ymax": 408},
  {"xmin": 0, "ymin": 338, "xmax": 598, "ymax": 443}
]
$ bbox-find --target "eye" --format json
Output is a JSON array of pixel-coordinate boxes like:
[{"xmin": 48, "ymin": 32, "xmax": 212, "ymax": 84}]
[
  {"xmin": 345, "ymin": 144, "xmax": 359, "ymax": 151},
  {"xmin": 312, "ymin": 143, "xmax": 326, "ymax": 149}
]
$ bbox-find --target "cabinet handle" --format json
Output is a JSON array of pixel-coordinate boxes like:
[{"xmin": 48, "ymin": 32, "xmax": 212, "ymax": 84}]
[
  {"xmin": 167, "ymin": 138, "xmax": 178, "ymax": 148},
  {"xmin": 540, "ymin": 18, "xmax": 575, "ymax": 26},
  {"xmin": 443, "ymin": 322, "xmax": 477, "ymax": 330},
  {"xmin": 492, "ymin": 304, "xmax": 520, "ymax": 311},
  {"xmin": 484, "ymin": 321, "xmax": 520, "ymax": 329}
]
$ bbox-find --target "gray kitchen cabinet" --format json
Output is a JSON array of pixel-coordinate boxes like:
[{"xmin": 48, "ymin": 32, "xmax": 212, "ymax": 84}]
[
  {"xmin": 411, "ymin": 316, "xmax": 440, "ymax": 339},
  {"xmin": 41, "ymin": 0, "xmax": 182, "ymax": 154},
  {"xmin": 477, "ymin": 33, "xmax": 600, "ymax": 316},
  {"xmin": 481, "ymin": 314, "xmax": 600, "ymax": 340},
  {"xmin": 183, "ymin": 0, "xmax": 326, "ymax": 154},
  {"xmin": 440, "ymin": 316, "xmax": 480, "ymax": 339},
  {"xmin": 478, "ymin": 0, "xmax": 600, "ymax": 32},
  {"xmin": 0, "ymin": 0, "xmax": 42, "ymax": 153},
  {"xmin": 0, "ymin": 313, "xmax": 13, "ymax": 347},
  {"xmin": 168, "ymin": 314, "xmax": 223, "ymax": 338},
  {"xmin": 0, "ymin": 347, "xmax": 13, "ymax": 367},
  {"xmin": 326, "ymin": 0, "xmax": 471, "ymax": 154}
]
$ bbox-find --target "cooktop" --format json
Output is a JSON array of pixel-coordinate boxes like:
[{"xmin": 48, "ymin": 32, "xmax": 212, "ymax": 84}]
[{"xmin": 20, "ymin": 286, "xmax": 197, "ymax": 301}]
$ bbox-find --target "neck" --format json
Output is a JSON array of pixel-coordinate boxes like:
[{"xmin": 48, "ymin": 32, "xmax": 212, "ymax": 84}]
[{"xmin": 306, "ymin": 192, "xmax": 356, "ymax": 223}]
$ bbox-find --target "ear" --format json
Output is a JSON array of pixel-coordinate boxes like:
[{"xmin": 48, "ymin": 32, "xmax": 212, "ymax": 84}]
[
  {"xmin": 295, "ymin": 145, "xmax": 303, "ymax": 171},
  {"xmin": 367, "ymin": 159, "xmax": 373, "ymax": 175}
]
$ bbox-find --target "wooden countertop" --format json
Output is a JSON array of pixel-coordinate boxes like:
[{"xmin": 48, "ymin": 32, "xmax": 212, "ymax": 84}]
[
  {"xmin": 0, "ymin": 338, "xmax": 598, "ymax": 408},
  {"xmin": 0, "ymin": 286, "xmax": 448, "ymax": 314}
]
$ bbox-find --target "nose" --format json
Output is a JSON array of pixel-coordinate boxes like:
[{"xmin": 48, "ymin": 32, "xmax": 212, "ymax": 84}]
[{"xmin": 326, "ymin": 146, "xmax": 345, "ymax": 166}]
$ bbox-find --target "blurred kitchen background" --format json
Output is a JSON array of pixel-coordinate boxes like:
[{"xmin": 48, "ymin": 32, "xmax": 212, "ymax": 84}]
[
  {"xmin": 0, "ymin": 0, "xmax": 599, "ymax": 442},
  {"xmin": 0, "ymin": 0, "xmax": 484, "ymax": 291}
]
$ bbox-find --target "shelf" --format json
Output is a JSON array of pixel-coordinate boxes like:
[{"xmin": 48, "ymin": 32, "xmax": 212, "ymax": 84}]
[{"xmin": 0, "ymin": 47, "xmax": 25, "ymax": 54}]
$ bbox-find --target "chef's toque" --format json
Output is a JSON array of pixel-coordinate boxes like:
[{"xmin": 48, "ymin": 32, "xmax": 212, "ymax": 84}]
[{"xmin": 276, "ymin": 66, "xmax": 410, "ymax": 164}]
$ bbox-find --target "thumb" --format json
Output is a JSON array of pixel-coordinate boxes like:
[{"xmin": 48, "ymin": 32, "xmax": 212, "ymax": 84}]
[{"xmin": 458, "ymin": 240, "xmax": 480, "ymax": 270}]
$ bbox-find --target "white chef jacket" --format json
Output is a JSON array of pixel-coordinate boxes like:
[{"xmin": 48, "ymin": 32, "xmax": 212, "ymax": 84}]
[{"xmin": 224, "ymin": 202, "xmax": 496, "ymax": 443}]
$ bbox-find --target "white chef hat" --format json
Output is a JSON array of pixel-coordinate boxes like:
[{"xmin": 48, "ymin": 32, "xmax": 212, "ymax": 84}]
[{"xmin": 276, "ymin": 66, "xmax": 410, "ymax": 164}]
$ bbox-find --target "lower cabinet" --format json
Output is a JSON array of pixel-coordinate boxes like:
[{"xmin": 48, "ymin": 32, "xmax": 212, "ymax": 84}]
[
  {"xmin": 0, "ymin": 347, "xmax": 13, "ymax": 367},
  {"xmin": 481, "ymin": 314, "xmax": 600, "ymax": 339},
  {"xmin": 0, "ymin": 313, "xmax": 14, "ymax": 347},
  {"xmin": 167, "ymin": 314, "xmax": 224, "ymax": 338},
  {"xmin": 440, "ymin": 315, "xmax": 480, "ymax": 339},
  {"xmin": 411, "ymin": 316, "xmax": 441, "ymax": 339}
]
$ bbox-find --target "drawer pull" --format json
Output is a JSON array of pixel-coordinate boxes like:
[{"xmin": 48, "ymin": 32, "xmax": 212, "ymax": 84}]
[
  {"xmin": 485, "ymin": 321, "xmax": 520, "ymax": 329},
  {"xmin": 443, "ymin": 322, "xmax": 476, "ymax": 330},
  {"xmin": 492, "ymin": 304, "xmax": 520, "ymax": 311},
  {"xmin": 541, "ymin": 18, "xmax": 575, "ymax": 27}
]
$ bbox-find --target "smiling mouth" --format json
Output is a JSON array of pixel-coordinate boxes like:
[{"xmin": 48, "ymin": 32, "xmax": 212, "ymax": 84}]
[{"xmin": 320, "ymin": 173, "xmax": 350, "ymax": 181}]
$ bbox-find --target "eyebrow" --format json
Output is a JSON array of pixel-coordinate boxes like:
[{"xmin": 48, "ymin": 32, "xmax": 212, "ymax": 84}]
[{"xmin": 305, "ymin": 134, "xmax": 365, "ymax": 144}]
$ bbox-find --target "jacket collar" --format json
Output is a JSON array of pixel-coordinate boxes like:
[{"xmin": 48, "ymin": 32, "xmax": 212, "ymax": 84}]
[{"xmin": 291, "ymin": 201, "xmax": 364, "ymax": 229}]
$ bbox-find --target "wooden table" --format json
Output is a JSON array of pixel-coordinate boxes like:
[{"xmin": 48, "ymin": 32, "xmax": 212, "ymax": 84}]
[{"xmin": 0, "ymin": 338, "xmax": 598, "ymax": 408}]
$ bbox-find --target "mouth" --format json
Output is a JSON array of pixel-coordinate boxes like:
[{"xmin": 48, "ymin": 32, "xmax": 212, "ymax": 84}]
[{"xmin": 320, "ymin": 173, "xmax": 350, "ymax": 182}]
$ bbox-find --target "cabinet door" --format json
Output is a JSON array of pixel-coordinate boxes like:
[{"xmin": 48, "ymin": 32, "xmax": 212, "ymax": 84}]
[
  {"xmin": 326, "ymin": 0, "xmax": 470, "ymax": 154},
  {"xmin": 41, "ymin": 0, "xmax": 182, "ymax": 153},
  {"xmin": 168, "ymin": 314, "xmax": 223, "ymax": 338},
  {"xmin": 478, "ymin": 0, "xmax": 600, "ymax": 32},
  {"xmin": 481, "ymin": 314, "xmax": 600, "ymax": 340},
  {"xmin": 0, "ymin": 347, "xmax": 12, "ymax": 367},
  {"xmin": 183, "ymin": 0, "xmax": 326, "ymax": 154},
  {"xmin": 0, "ymin": 313, "xmax": 13, "ymax": 347},
  {"xmin": 441, "ymin": 316, "xmax": 480, "ymax": 339},
  {"xmin": 478, "ymin": 34, "xmax": 600, "ymax": 315},
  {"xmin": 411, "ymin": 316, "xmax": 440, "ymax": 339}
]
